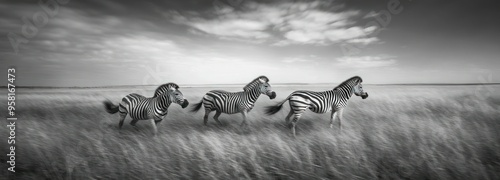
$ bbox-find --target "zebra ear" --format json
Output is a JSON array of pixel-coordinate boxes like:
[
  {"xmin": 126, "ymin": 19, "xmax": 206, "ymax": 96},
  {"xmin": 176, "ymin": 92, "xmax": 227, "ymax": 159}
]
[
  {"xmin": 258, "ymin": 77, "xmax": 269, "ymax": 83},
  {"xmin": 172, "ymin": 83, "xmax": 179, "ymax": 89},
  {"xmin": 168, "ymin": 83, "xmax": 179, "ymax": 91}
]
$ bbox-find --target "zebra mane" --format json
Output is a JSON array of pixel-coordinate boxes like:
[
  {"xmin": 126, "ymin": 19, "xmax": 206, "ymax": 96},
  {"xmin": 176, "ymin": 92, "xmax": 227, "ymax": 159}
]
[
  {"xmin": 333, "ymin": 76, "xmax": 362, "ymax": 90},
  {"xmin": 153, "ymin": 83, "xmax": 179, "ymax": 97},
  {"xmin": 243, "ymin": 76, "xmax": 269, "ymax": 91}
]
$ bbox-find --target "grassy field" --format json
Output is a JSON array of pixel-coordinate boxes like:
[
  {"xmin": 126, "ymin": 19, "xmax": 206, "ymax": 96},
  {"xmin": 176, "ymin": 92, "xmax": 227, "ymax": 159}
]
[{"xmin": 1, "ymin": 85, "xmax": 499, "ymax": 179}]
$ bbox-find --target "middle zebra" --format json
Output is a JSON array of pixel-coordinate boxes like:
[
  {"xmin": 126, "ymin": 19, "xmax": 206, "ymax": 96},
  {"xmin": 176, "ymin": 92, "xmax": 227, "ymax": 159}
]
[{"xmin": 191, "ymin": 76, "xmax": 276, "ymax": 126}]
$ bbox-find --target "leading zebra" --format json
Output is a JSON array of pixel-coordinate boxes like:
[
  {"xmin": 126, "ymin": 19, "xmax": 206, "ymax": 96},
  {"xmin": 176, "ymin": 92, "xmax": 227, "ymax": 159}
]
[
  {"xmin": 265, "ymin": 76, "xmax": 368, "ymax": 137},
  {"xmin": 191, "ymin": 76, "xmax": 276, "ymax": 126},
  {"xmin": 103, "ymin": 83, "xmax": 189, "ymax": 135}
]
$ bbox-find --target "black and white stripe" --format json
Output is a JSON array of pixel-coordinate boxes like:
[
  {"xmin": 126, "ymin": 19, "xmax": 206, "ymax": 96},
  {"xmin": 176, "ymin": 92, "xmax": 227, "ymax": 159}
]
[
  {"xmin": 265, "ymin": 76, "xmax": 368, "ymax": 137},
  {"xmin": 104, "ymin": 84, "xmax": 189, "ymax": 134},
  {"xmin": 191, "ymin": 76, "xmax": 276, "ymax": 126}
]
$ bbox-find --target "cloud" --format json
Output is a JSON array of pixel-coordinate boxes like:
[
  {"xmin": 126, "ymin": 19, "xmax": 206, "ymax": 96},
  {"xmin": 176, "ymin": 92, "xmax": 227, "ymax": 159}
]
[
  {"xmin": 336, "ymin": 55, "xmax": 397, "ymax": 68},
  {"xmin": 281, "ymin": 54, "xmax": 321, "ymax": 63},
  {"xmin": 283, "ymin": 30, "xmax": 326, "ymax": 44},
  {"xmin": 363, "ymin": 11, "xmax": 380, "ymax": 19},
  {"xmin": 190, "ymin": 19, "xmax": 270, "ymax": 39},
  {"xmin": 346, "ymin": 37, "xmax": 380, "ymax": 45},
  {"xmin": 282, "ymin": 57, "xmax": 314, "ymax": 63},
  {"xmin": 166, "ymin": 1, "xmax": 379, "ymax": 46}
]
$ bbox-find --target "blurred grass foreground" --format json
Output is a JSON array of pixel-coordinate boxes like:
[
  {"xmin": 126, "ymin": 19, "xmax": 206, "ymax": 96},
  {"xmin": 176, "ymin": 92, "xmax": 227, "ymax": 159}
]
[{"xmin": 1, "ymin": 84, "xmax": 499, "ymax": 179}]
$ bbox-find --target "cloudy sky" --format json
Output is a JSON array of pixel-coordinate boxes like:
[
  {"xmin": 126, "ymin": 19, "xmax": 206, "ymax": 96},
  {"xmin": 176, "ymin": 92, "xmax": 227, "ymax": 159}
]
[{"xmin": 1, "ymin": 0, "xmax": 499, "ymax": 86}]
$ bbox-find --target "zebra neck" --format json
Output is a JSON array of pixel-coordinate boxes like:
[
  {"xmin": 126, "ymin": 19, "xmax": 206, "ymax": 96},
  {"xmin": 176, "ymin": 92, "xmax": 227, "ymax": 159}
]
[
  {"xmin": 333, "ymin": 85, "xmax": 354, "ymax": 100},
  {"xmin": 157, "ymin": 95, "xmax": 172, "ymax": 111},
  {"xmin": 245, "ymin": 88, "xmax": 261, "ymax": 104}
]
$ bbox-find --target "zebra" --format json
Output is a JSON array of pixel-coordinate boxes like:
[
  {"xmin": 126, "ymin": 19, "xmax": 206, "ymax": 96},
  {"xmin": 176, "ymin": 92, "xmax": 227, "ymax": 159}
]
[
  {"xmin": 103, "ymin": 83, "xmax": 189, "ymax": 135},
  {"xmin": 190, "ymin": 76, "xmax": 276, "ymax": 126},
  {"xmin": 265, "ymin": 76, "xmax": 368, "ymax": 137}
]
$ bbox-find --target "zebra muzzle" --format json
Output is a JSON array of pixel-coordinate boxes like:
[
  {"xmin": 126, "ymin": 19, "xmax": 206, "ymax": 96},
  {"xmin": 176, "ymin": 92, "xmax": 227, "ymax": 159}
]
[
  {"xmin": 362, "ymin": 93, "xmax": 369, "ymax": 99},
  {"xmin": 268, "ymin": 91, "xmax": 277, "ymax": 99},
  {"xmin": 181, "ymin": 99, "xmax": 189, "ymax": 108}
]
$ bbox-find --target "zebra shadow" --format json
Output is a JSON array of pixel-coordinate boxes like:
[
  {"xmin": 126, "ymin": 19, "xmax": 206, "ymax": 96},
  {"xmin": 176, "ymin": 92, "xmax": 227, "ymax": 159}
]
[
  {"xmin": 100, "ymin": 119, "xmax": 162, "ymax": 137},
  {"xmin": 221, "ymin": 118, "xmax": 324, "ymax": 136},
  {"xmin": 208, "ymin": 117, "xmax": 326, "ymax": 136},
  {"xmin": 267, "ymin": 118, "xmax": 327, "ymax": 136},
  {"xmin": 101, "ymin": 117, "xmax": 329, "ymax": 138}
]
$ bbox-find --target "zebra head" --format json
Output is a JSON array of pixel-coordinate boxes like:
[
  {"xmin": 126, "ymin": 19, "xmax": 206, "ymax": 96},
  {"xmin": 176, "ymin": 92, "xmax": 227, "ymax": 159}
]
[
  {"xmin": 154, "ymin": 83, "xmax": 189, "ymax": 108},
  {"xmin": 260, "ymin": 81, "xmax": 276, "ymax": 99},
  {"xmin": 243, "ymin": 76, "xmax": 276, "ymax": 99},
  {"xmin": 353, "ymin": 78, "xmax": 369, "ymax": 99},
  {"xmin": 162, "ymin": 84, "xmax": 189, "ymax": 108},
  {"xmin": 170, "ymin": 89, "xmax": 189, "ymax": 108},
  {"xmin": 257, "ymin": 76, "xmax": 276, "ymax": 99}
]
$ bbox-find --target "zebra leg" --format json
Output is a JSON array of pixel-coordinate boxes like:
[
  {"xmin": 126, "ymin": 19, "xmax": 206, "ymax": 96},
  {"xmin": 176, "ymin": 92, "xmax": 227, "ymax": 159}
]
[
  {"xmin": 213, "ymin": 111, "xmax": 223, "ymax": 126},
  {"xmin": 118, "ymin": 104, "xmax": 127, "ymax": 129},
  {"xmin": 285, "ymin": 109, "xmax": 293, "ymax": 125},
  {"xmin": 151, "ymin": 119, "xmax": 158, "ymax": 135},
  {"xmin": 130, "ymin": 119, "xmax": 139, "ymax": 131},
  {"xmin": 240, "ymin": 111, "xmax": 248, "ymax": 127},
  {"xmin": 203, "ymin": 109, "xmax": 212, "ymax": 126},
  {"xmin": 330, "ymin": 110, "xmax": 338, "ymax": 129},
  {"xmin": 118, "ymin": 112, "xmax": 127, "ymax": 129},
  {"xmin": 291, "ymin": 114, "xmax": 302, "ymax": 138},
  {"xmin": 338, "ymin": 109, "xmax": 344, "ymax": 131},
  {"xmin": 284, "ymin": 102, "xmax": 294, "ymax": 125}
]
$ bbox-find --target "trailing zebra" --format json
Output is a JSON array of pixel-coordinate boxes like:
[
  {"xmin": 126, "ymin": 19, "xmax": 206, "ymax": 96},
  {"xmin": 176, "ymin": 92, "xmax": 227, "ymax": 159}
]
[
  {"xmin": 265, "ymin": 76, "xmax": 368, "ymax": 137},
  {"xmin": 103, "ymin": 83, "xmax": 189, "ymax": 135},
  {"xmin": 191, "ymin": 76, "xmax": 276, "ymax": 126}
]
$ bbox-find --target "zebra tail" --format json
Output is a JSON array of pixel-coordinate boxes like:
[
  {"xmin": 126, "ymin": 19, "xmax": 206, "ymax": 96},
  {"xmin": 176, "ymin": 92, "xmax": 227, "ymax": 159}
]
[
  {"xmin": 190, "ymin": 100, "xmax": 204, "ymax": 113},
  {"xmin": 265, "ymin": 96, "xmax": 290, "ymax": 115},
  {"xmin": 103, "ymin": 100, "xmax": 119, "ymax": 114}
]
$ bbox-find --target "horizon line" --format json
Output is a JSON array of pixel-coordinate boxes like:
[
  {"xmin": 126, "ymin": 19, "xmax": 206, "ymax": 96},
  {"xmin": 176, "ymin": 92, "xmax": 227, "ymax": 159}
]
[{"xmin": 4, "ymin": 82, "xmax": 500, "ymax": 88}]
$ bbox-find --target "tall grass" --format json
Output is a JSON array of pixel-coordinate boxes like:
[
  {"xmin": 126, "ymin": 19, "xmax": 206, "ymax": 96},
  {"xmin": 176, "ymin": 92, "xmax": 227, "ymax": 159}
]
[{"xmin": 1, "ymin": 85, "xmax": 499, "ymax": 179}]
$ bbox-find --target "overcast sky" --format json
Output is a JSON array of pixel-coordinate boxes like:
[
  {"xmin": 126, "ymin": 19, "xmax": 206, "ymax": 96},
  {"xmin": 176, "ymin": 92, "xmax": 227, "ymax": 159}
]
[{"xmin": 1, "ymin": 0, "xmax": 499, "ymax": 86}]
